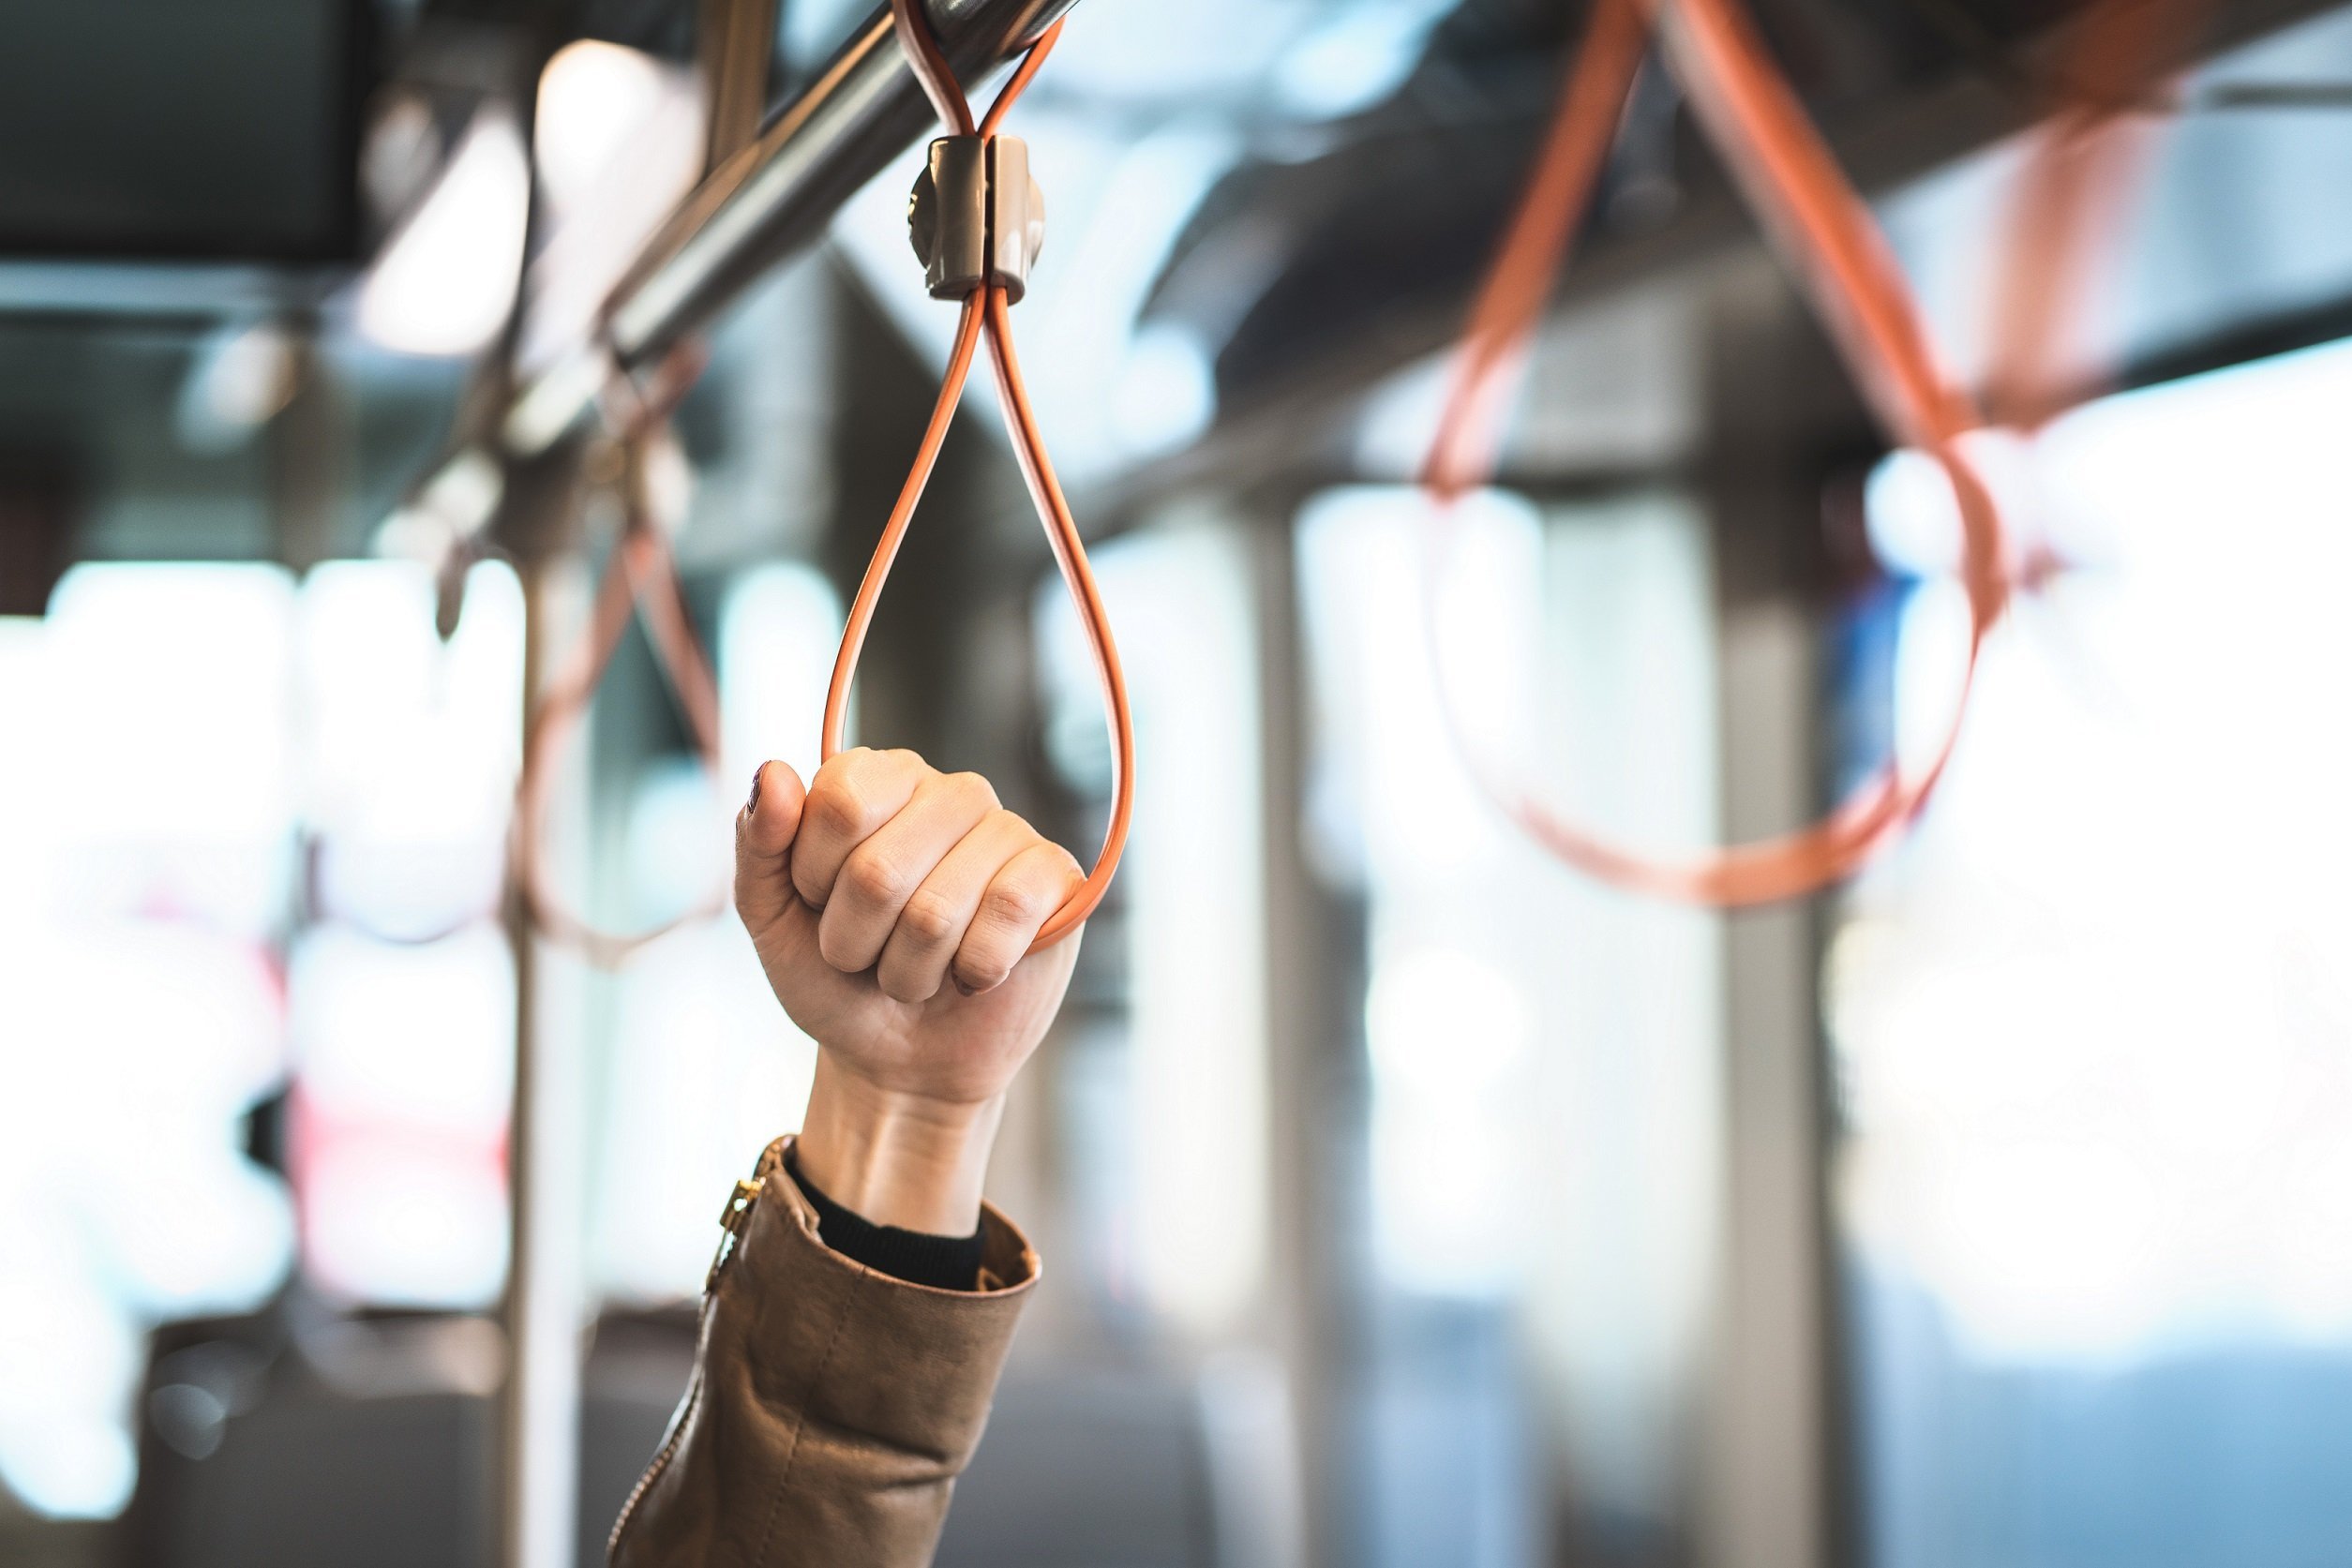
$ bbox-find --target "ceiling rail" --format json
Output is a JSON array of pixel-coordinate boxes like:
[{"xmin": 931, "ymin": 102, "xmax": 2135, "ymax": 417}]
[{"xmin": 501, "ymin": 0, "xmax": 1080, "ymax": 455}]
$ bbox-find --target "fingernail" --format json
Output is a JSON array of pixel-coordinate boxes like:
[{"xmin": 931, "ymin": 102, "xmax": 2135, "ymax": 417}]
[
  {"xmin": 953, "ymin": 978, "xmax": 979, "ymax": 997},
  {"xmin": 745, "ymin": 765, "xmax": 763, "ymax": 815}
]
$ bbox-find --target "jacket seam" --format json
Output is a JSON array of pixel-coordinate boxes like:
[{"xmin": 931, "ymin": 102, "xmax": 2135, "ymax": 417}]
[
  {"xmin": 748, "ymin": 1269, "xmax": 860, "ymax": 1567},
  {"xmin": 607, "ymin": 1359, "xmax": 701, "ymax": 1558}
]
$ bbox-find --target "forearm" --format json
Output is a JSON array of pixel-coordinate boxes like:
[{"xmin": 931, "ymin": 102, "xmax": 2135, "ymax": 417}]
[{"xmin": 793, "ymin": 1053, "xmax": 1005, "ymax": 1236}]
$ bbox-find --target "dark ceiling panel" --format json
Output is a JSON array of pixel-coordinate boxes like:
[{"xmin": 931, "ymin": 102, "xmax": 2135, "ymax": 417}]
[{"xmin": 0, "ymin": 0, "xmax": 369, "ymax": 262}]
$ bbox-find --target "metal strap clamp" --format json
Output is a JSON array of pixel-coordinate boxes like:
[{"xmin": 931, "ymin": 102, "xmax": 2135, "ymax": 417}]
[{"xmin": 906, "ymin": 135, "xmax": 1045, "ymax": 303}]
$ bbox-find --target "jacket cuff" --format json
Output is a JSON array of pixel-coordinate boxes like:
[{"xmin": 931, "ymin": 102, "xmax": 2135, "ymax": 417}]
[
  {"xmin": 607, "ymin": 1136, "xmax": 1040, "ymax": 1566},
  {"xmin": 782, "ymin": 1144, "xmax": 989, "ymax": 1292},
  {"xmin": 733, "ymin": 1136, "xmax": 1038, "ymax": 1463},
  {"xmin": 762, "ymin": 1135, "xmax": 1038, "ymax": 1294}
]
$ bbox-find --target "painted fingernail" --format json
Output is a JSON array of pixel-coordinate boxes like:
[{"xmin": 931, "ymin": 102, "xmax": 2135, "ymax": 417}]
[
  {"xmin": 745, "ymin": 765, "xmax": 764, "ymax": 815},
  {"xmin": 953, "ymin": 978, "xmax": 979, "ymax": 997}
]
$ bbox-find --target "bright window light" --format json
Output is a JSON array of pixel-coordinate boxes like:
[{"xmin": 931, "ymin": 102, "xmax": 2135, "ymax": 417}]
[
  {"xmin": 298, "ymin": 559, "xmax": 522, "ymax": 938},
  {"xmin": 1297, "ymin": 489, "xmax": 1541, "ymax": 1295},
  {"xmin": 1835, "ymin": 332, "xmax": 2352, "ymax": 1362},
  {"xmin": 1036, "ymin": 520, "xmax": 1270, "ymax": 1337},
  {"xmin": 1365, "ymin": 948, "xmax": 1534, "ymax": 1295},
  {"xmin": 357, "ymin": 107, "xmax": 531, "ymax": 357},
  {"xmin": 533, "ymin": 40, "xmax": 675, "ymax": 216},
  {"xmin": 291, "ymin": 926, "xmax": 515, "ymax": 1142},
  {"xmin": 289, "ymin": 925, "xmax": 515, "ymax": 1307},
  {"xmin": 718, "ymin": 561, "xmax": 843, "ymax": 790},
  {"xmin": 42, "ymin": 563, "xmax": 297, "ymax": 935},
  {"xmin": 520, "ymin": 43, "xmax": 703, "ymax": 377},
  {"xmin": 589, "ymin": 565, "xmax": 843, "ymax": 1303},
  {"xmin": 594, "ymin": 921, "xmax": 816, "ymax": 1302},
  {"xmin": 0, "ymin": 595, "xmax": 296, "ymax": 1519},
  {"xmin": 621, "ymin": 755, "xmax": 732, "ymax": 929},
  {"xmin": 1111, "ymin": 323, "xmax": 1217, "ymax": 458},
  {"xmin": 299, "ymin": 1134, "xmax": 511, "ymax": 1310},
  {"xmin": 1296, "ymin": 484, "xmax": 1722, "ymax": 1531}
]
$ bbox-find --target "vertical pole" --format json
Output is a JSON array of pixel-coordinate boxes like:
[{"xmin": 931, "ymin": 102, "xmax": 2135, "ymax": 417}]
[
  {"xmin": 498, "ymin": 450, "xmax": 592, "ymax": 1568},
  {"xmin": 1251, "ymin": 485, "xmax": 1358, "ymax": 1568},
  {"xmin": 1695, "ymin": 253, "xmax": 1841, "ymax": 1568},
  {"xmin": 1705, "ymin": 606, "xmax": 1831, "ymax": 1568},
  {"xmin": 499, "ymin": 555, "xmax": 543, "ymax": 1568}
]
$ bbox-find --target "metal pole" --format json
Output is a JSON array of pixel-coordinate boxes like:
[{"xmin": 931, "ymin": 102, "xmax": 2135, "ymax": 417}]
[
  {"xmin": 699, "ymin": 0, "xmax": 782, "ymax": 172},
  {"xmin": 500, "ymin": 552, "xmax": 553, "ymax": 1568},
  {"xmin": 502, "ymin": 0, "xmax": 1080, "ymax": 455},
  {"xmin": 496, "ymin": 447, "xmax": 594, "ymax": 1568}
]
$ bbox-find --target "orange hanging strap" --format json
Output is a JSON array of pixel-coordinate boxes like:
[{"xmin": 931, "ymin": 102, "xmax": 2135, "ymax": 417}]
[
  {"xmin": 514, "ymin": 358, "xmax": 729, "ymax": 967},
  {"xmin": 1425, "ymin": 0, "xmax": 1650, "ymax": 501},
  {"xmin": 1421, "ymin": 0, "xmax": 2009, "ymax": 904},
  {"xmin": 1982, "ymin": 0, "xmax": 2207, "ymax": 429},
  {"xmin": 823, "ymin": 6, "xmax": 1133, "ymax": 951}
]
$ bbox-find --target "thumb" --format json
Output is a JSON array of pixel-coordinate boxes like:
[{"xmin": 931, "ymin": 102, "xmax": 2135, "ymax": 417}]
[{"xmin": 734, "ymin": 760, "xmax": 808, "ymax": 933}]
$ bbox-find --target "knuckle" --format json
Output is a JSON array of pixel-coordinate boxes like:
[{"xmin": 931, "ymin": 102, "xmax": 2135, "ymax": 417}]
[
  {"xmin": 898, "ymin": 890, "xmax": 961, "ymax": 948},
  {"xmin": 948, "ymin": 770, "xmax": 999, "ymax": 812},
  {"xmin": 876, "ymin": 749, "xmax": 928, "ymax": 791},
  {"xmin": 842, "ymin": 849, "xmax": 904, "ymax": 909},
  {"xmin": 980, "ymin": 878, "xmax": 1044, "ymax": 933},
  {"xmin": 807, "ymin": 778, "xmax": 869, "ymax": 840},
  {"xmin": 816, "ymin": 746, "xmax": 872, "ymax": 791}
]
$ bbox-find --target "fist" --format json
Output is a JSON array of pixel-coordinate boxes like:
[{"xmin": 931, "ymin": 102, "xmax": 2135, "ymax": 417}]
[{"xmin": 734, "ymin": 748, "xmax": 1085, "ymax": 1110}]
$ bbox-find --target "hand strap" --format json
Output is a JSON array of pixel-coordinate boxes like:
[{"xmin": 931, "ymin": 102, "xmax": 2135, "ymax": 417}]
[
  {"xmin": 1420, "ymin": 0, "xmax": 2007, "ymax": 904},
  {"xmin": 821, "ymin": 6, "xmax": 1131, "ymax": 951}
]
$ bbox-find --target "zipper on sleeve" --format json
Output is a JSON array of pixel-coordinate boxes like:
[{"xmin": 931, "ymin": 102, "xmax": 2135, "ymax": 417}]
[{"xmin": 607, "ymin": 1173, "xmax": 765, "ymax": 1557}]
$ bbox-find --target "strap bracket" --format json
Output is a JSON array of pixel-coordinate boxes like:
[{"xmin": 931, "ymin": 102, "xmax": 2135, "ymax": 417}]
[{"xmin": 906, "ymin": 135, "xmax": 1045, "ymax": 303}]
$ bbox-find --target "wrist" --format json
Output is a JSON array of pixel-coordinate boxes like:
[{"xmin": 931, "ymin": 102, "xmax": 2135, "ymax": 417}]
[{"xmin": 793, "ymin": 1053, "xmax": 1004, "ymax": 1234}]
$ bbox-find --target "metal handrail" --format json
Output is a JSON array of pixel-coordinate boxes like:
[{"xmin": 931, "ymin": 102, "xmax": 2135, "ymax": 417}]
[{"xmin": 501, "ymin": 0, "xmax": 1080, "ymax": 455}]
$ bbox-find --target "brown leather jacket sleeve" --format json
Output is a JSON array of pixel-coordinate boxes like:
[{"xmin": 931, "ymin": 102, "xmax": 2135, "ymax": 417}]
[{"xmin": 608, "ymin": 1135, "xmax": 1040, "ymax": 1568}]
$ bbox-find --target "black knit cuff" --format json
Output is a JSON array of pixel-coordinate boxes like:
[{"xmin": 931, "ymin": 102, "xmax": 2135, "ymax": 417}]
[{"xmin": 783, "ymin": 1147, "xmax": 987, "ymax": 1292}]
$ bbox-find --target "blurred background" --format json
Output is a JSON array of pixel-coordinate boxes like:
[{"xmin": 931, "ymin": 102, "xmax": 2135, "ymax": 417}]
[{"xmin": 4, "ymin": 0, "xmax": 2352, "ymax": 1565}]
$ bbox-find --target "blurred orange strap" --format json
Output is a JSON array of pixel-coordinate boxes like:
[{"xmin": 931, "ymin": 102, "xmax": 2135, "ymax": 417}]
[
  {"xmin": 1983, "ymin": 0, "xmax": 2207, "ymax": 427},
  {"xmin": 1421, "ymin": 0, "xmax": 2010, "ymax": 904},
  {"xmin": 514, "ymin": 394, "xmax": 729, "ymax": 967}
]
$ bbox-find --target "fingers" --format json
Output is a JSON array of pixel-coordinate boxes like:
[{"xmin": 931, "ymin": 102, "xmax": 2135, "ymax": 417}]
[
  {"xmin": 817, "ymin": 769, "xmax": 1000, "ymax": 975},
  {"xmin": 789, "ymin": 748, "xmax": 929, "ymax": 909},
  {"xmin": 952, "ymin": 841, "xmax": 1084, "ymax": 994},
  {"xmin": 874, "ymin": 809, "xmax": 1036, "ymax": 1002},
  {"xmin": 733, "ymin": 759, "xmax": 808, "ymax": 933},
  {"xmin": 758, "ymin": 746, "xmax": 1083, "ymax": 999}
]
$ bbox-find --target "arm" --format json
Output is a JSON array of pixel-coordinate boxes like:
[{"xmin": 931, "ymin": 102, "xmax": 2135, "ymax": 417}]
[{"xmin": 609, "ymin": 748, "xmax": 1084, "ymax": 1568}]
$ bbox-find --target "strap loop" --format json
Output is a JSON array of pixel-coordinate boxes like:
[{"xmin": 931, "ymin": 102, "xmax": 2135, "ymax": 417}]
[
  {"xmin": 514, "ymin": 366, "xmax": 728, "ymax": 966},
  {"xmin": 823, "ymin": 5, "xmax": 1131, "ymax": 952},
  {"xmin": 1421, "ymin": 0, "xmax": 2007, "ymax": 904}
]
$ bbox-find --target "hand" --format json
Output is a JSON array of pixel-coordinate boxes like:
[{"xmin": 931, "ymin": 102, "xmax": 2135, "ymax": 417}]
[{"xmin": 735, "ymin": 748, "xmax": 1085, "ymax": 1232}]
